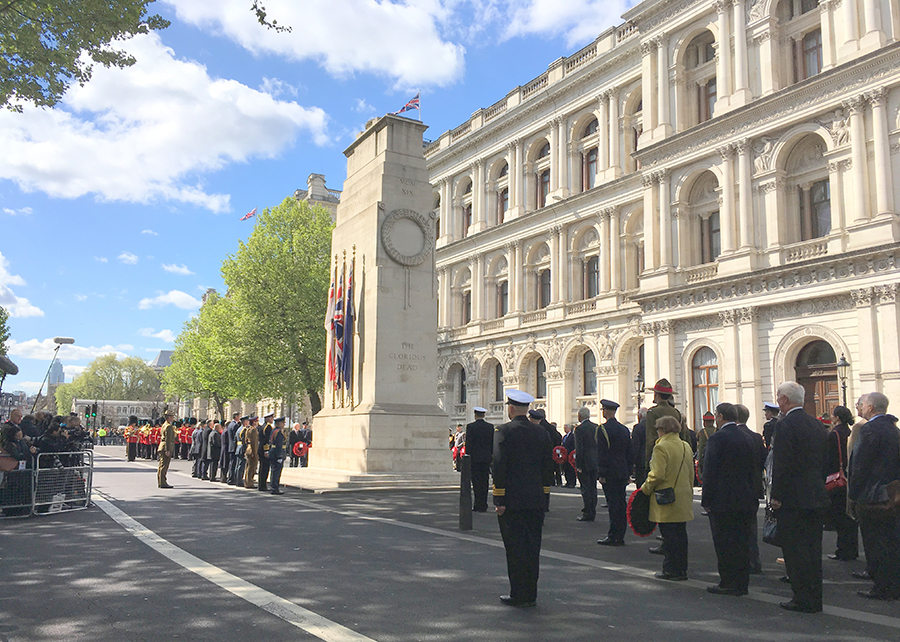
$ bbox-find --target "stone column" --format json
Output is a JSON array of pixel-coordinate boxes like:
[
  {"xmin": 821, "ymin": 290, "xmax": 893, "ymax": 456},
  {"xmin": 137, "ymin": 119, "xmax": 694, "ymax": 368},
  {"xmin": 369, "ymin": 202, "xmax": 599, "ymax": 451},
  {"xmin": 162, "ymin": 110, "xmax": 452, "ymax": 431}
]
[
  {"xmin": 819, "ymin": 0, "xmax": 836, "ymax": 70},
  {"xmin": 641, "ymin": 323, "xmax": 660, "ymax": 389},
  {"xmin": 737, "ymin": 307, "xmax": 761, "ymax": 412},
  {"xmin": 472, "ymin": 254, "xmax": 484, "ymax": 321},
  {"xmin": 600, "ymin": 209, "xmax": 611, "ymax": 292},
  {"xmin": 656, "ymin": 320, "xmax": 676, "ymax": 383},
  {"xmin": 439, "ymin": 178, "xmax": 451, "ymax": 244},
  {"xmin": 549, "ymin": 227, "xmax": 560, "ymax": 303},
  {"xmin": 472, "ymin": 160, "xmax": 486, "ymax": 232},
  {"xmin": 852, "ymin": 288, "xmax": 879, "ymax": 389},
  {"xmin": 868, "ymin": 88, "xmax": 894, "ymax": 216},
  {"xmin": 506, "ymin": 143, "xmax": 517, "ymax": 212},
  {"xmin": 640, "ymin": 41, "xmax": 657, "ymax": 141},
  {"xmin": 736, "ymin": 139, "xmax": 753, "ymax": 249},
  {"xmin": 610, "ymin": 207, "xmax": 621, "ymax": 291},
  {"xmin": 557, "ymin": 226, "xmax": 567, "ymax": 303},
  {"xmin": 609, "ymin": 87, "xmax": 621, "ymax": 177},
  {"xmin": 558, "ymin": 118, "xmax": 569, "ymax": 196},
  {"xmin": 676, "ymin": 206, "xmax": 691, "ymax": 267},
  {"xmin": 514, "ymin": 241, "xmax": 525, "ymax": 313},
  {"xmin": 598, "ymin": 92, "xmax": 610, "ymax": 171},
  {"xmin": 715, "ymin": 0, "xmax": 732, "ymax": 109},
  {"xmin": 655, "ymin": 34, "xmax": 671, "ymax": 136},
  {"xmin": 437, "ymin": 267, "xmax": 447, "ymax": 327},
  {"xmin": 875, "ymin": 284, "xmax": 900, "ymax": 401},
  {"xmin": 516, "ymin": 140, "xmax": 526, "ymax": 215},
  {"xmin": 840, "ymin": 0, "xmax": 860, "ymax": 56},
  {"xmin": 860, "ymin": 0, "xmax": 886, "ymax": 49},
  {"xmin": 718, "ymin": 146, "xmax": 736, "ymax": 253},
  {"xmin": 827, "ymin": 161, "xmax": 847, "ymax": 236},
  {"xmin": 845, "ymin": 95, "xmax": 869, "ymax": 222},
  {"xmin": 732, "ymin": 0, "xmax": 751, "ymax": 105},
  {"xmin": 719, "ymin": 310, "xmax": 740, "ymax": 401},
  {"xmin": 549, "ymin": 120, "xmax": 559, "ymax": 192},
  {"xmin": 642, "ymin": 173, "xmax": 659, "ymax": 271},
  {"xmin": 658, "ymin": 169, "xmax": 672, "ymax": 267}
]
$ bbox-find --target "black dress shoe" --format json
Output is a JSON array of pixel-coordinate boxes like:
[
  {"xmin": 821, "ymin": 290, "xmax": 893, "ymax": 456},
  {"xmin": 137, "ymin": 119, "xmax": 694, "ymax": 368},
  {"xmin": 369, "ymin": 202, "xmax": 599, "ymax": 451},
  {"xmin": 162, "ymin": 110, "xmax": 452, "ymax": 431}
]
[
  {"xmin": 654, "ymin": 571, "xmax": 688, "ymax": 581},
  {"xmin": 828, "ymin": 553, "xmax": 857, "ymax": 561},
  {"xmin": 500, "ymin": 595, "xmax": 536, "ymax": 607},
  {"xmin": 158, "ymin": 484, "xmax": 174, "ymax": 489},
  {"xmin": 779, "ymin": 576, "xmax": 791, "ymax": 584},
  {"xmin": 779, "ymin": 600, "xmax": 821, "ymax": 613},
  {"xmin": 576, "ymin": 515, "xmax": 594, "ymax": 522},
  {"xmin": 649, "ymin": 546, "xmax": 665, "ymax": 555},
  {"xmin": 597, "ymin": 537, "xmax": 625, "ymax": 546},
  {"xmin": 271, "ymin": 490, "xmax": 284, "ymax": 495},
  {"xmin": 852, "ymin": 570, "xmax": 871, "ymax": 580},
  {"xmin": 857, "ymin": 590, "xmax": 898, "ymax": 601},
  {"xmin": 707, "ymin": 585, "xmax": 747, "ymax": 596}
]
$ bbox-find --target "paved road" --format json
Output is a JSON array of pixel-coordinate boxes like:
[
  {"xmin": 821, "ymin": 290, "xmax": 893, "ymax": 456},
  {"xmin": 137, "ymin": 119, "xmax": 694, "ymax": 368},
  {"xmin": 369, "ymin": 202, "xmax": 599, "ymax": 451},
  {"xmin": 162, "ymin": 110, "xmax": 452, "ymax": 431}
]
[{"xmin": 1, "ymin": 446, "xmax": 897, "ymax": 642}]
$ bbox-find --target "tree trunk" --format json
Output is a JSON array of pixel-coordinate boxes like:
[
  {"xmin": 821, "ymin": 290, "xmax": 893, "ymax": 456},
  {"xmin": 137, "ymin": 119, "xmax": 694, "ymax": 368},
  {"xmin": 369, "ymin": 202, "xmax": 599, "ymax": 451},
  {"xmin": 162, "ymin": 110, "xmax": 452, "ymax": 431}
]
[{"xmin": 307, "ymin": 388, "xmax": 322, "ymax": 415}]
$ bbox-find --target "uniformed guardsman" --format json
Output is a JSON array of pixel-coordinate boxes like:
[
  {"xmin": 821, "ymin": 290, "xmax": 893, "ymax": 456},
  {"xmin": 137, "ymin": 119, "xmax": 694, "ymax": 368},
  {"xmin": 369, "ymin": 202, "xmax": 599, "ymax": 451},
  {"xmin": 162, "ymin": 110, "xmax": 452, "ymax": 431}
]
[
  {"xmin": 644, "ymin": 379, "xmax": 688, "ymax": 471},
  {"xmin": 762, "ymin": 402, "xmax": 779, "ymax": 449},
  {"xmin": 466, "ymin": 406, "xmax": 494, "ymax": 512},
  {"xmin": 139, "ymin": 421, "xmax": 151, "ymax": 459},
  {"xmin": 492, "ymin": 389, "xmax": 554, "ymax": 607},
  {"xmin": 268, "ymin": 417, "xmax": 287, "ymax": 495},
  {"xmin": 257, "ymin": 412, "xmax": 274, "ymax": 492},
  {"xmin": 596, "ymin": 399, "xmax": 632, "ymax": 547},
  {"xmin": 125, "ymin": 415, "xmax": 139, "ymax": 461},
  {"xmin": 157, "ymin": 411, "xmax": 176, "ymax": 488},
  {"xmin": 232, "ymin": 416, "xmax": 249, "ymax": 485},
  {"xmin": 243, "ymin": 417, "xmax": 259, "ymax": 489}
]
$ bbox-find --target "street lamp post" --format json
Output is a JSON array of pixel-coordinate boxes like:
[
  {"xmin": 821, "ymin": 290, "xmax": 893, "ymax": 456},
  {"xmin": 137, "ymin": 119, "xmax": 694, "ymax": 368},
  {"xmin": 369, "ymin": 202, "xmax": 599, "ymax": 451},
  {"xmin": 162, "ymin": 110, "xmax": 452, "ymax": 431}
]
[
  {"xmin": 32, "ymin": 337, "xmax": 75, "ymax": 412},
  {"xmin": 836, "ymin": 353, "xmax": 850, "ymax": 407},
  {"xmin": 634, "ymin": 372, "xmax": 644, "ymax": 413}
]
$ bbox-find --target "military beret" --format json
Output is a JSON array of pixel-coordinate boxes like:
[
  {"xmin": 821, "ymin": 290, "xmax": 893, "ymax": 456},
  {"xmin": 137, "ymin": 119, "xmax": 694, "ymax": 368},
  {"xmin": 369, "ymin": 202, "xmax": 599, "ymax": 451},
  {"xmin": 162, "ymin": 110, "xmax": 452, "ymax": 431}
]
[{"xmin": 506, "ymin": 389, "xmax": 534, "ymax": 406}]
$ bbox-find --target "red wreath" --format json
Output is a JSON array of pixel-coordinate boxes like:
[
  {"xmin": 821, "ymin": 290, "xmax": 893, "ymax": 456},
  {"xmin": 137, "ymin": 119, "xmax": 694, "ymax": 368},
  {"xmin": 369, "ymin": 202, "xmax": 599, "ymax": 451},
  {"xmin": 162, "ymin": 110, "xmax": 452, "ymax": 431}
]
[
  {"xmin": 552, "ymin": 445, "xmax": 568, "ymax": 464},
  {"xmin": 293, "ymin": 442, "xmax": 309, "ymax": 457},
  {"xmin": 567, "ymin": 450, "xmax": 577, "ymax": 468},
  {"xmin": 627, "ymin": 488, "xmax": 657, "ymax": 537}
]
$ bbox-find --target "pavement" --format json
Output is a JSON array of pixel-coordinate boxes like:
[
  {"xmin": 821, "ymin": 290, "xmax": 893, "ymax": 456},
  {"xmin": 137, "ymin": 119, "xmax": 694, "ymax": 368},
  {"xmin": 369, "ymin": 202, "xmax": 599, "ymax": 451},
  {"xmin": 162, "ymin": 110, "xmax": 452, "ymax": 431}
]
[{"xmin": 0, "ymin": 445, "xmax": 898, "ymax": 642}]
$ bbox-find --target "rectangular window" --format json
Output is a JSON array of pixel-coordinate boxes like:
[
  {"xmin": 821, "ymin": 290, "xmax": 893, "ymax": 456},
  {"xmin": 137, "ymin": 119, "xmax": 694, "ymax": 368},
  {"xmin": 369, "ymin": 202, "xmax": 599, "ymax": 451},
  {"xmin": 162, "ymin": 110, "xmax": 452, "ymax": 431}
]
[
  {"xmin": 701, "ymin": 211, "xmax": 721, "ymax": 264},
  {"xmin": 494, "ymin": 364, "xmax": 504, "ymax": 402},
  {"xmin": 699, "ymin": 78, "xmax": 717, "ymax": 123},
  {"xmin": 584, "ymin": 256, "xmax": 600, "ymax": 299},
  {"xmin": 800, "ymin": 179, "xmax": 831, "ymax": 240},
  {"xmin": 462, "ymin": 204, "xmax": 472, "ymax": 237},
  {"xmin": 538, "ymin": 169, "xmax": 550, "ymax": 208},
  {"xmin": 498, "ymin": 188, "xmax": 508, "ymax": 224},
  {"xmin": 539, "ymin": 269, "xmax": 551, "ymax": 309},
  {"xmin": 585, "ymin": 148, "xmax": 598, "ymax": 191},
  {"xmin": 463, "ymin": 290, "xmax": 472, "ymax": 324},
  {"xmin": 535, "ymin": 359, "xmax": 547, "ymax": 399},
  {"xmin": 802, "ymin": 29, "xmax": 823, "ymax": 79},
  {"xmin": 498, "ymin": 280, "xmax": 509, "ymax": 317}
]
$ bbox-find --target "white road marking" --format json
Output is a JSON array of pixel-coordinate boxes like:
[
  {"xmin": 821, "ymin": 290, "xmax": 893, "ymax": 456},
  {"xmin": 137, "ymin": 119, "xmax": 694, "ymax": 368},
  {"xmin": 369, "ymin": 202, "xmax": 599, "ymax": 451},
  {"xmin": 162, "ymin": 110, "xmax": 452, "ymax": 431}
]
[{"xmin": 92, "ymin": 493, "xmax": 377, "ymax": 642}]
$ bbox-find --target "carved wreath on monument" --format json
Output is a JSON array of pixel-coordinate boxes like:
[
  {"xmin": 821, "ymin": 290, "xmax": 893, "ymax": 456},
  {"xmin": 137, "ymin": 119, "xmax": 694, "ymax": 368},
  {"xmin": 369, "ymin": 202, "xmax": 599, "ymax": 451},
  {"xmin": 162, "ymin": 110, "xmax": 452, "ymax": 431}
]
[{"xmin": 380, "ymin": 208, "xmax": 434, "ymax": 267}]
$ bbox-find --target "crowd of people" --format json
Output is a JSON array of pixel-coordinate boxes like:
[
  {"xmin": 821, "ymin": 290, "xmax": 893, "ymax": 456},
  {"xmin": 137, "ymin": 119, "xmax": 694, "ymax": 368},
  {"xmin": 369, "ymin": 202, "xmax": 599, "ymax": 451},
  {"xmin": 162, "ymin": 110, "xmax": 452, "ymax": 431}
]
[
  {"xmin": 462, "ymin": 380, "xmax": 900, "ymax": 611},
  {"xmin": 120, "ymin": 412, "xmax": 312, "ymax": 496}
]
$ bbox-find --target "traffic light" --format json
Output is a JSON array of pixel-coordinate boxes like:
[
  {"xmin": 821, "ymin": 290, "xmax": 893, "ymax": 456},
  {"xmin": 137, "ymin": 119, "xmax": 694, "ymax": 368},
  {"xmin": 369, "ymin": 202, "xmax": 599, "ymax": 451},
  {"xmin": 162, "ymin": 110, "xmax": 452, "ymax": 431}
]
[
  {"xmin": 91, "ymin": 403, "xmax": 97, "ymax": 417},
  {"xmin": 84, "ymin": 406, "xmax": 89, "ymax": 418}
]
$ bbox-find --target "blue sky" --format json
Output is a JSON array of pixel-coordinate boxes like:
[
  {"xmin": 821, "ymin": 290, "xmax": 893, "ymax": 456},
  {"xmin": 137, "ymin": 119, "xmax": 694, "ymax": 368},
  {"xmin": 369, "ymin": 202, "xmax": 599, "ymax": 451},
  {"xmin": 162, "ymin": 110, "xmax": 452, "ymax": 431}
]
[{"xmin": 1, "ymin": 0, "xmax": 630, "ymax": 396}]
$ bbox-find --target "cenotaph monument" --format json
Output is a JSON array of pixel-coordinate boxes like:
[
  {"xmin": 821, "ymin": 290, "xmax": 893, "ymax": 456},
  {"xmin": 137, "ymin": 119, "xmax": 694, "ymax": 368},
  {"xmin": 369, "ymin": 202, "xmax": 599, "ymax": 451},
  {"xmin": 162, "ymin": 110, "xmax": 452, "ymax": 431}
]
[{"xmin": 291, "ymin": 114, "xmax": 454, "ymax": 490}]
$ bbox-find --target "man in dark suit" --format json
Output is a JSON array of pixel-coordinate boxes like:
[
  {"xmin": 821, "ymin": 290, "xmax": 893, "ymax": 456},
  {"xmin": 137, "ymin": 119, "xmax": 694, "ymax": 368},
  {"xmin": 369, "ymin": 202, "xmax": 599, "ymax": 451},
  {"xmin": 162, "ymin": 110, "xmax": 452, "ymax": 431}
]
[
  {"xmin": 597, "ymin": 399, "xmax": 632, "ymax": 546},
  {"xmin": 492, "ymin": 389, "xmax": 553, "ymax": 607},
  {"xmin": 736, "ymin": 403, "xmax": 766, "ymax": 574},
  {"xmin": 198, "ymin": 420, "xmax": 213, "ymax": 480},
  {"xmin": 762, "ymin": 401, "xmax": 779, "ymax": 450},
  {"xmin": 631, "ymin": 407, "xmax": 647, "ymax": 487},
  {"xmin": 702, "ymin": 403, "xmax": 759, "ymax": 596},
  {"xmin": 257, "ymin": 412, "xmax": 274, "ymax": 491},
  {"xmin": 849, "ymin": 392, "xmax": 900, "ymax": 600},
  {"xmin": 466, "ymin": 406, "xmax": 494, "ymax": 512},
  {"xmin": 561, "ymin": 424, "xmax": 576, "ymax": 487},
  {"xmin": 770, "ymin": 381, "xmax": 829, "ymax": 613},
  {"xmin": 574, "ymin": 406, "xmax": 599, "ymax": 522}
]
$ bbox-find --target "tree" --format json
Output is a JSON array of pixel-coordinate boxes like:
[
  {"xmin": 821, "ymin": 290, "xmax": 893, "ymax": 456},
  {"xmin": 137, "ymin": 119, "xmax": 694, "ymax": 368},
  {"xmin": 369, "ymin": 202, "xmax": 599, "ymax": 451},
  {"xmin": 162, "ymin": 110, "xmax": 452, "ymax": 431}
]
[
  {"xmin": 53, "ymin": 353, "xmax": 160, "ymax": 412},
  {"xmin": 161, "ymin": 292, "xmax": 244, "ymax": 419},
  {"xmin": 0, "ymin": 306, "xmax": 9, "ymax": 355},
  {"xmin": 221, "ymin": 197, "xmax": 333, "ymax": 414},
  {"xmin": 1, "ymin": 1, "xmax": 170, "ymax": 112}
]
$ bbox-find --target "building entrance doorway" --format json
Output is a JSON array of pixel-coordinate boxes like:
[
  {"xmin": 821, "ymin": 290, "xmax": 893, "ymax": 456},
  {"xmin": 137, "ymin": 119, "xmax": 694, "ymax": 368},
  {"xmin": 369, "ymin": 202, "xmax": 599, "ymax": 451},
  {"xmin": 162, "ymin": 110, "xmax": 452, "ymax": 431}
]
[{"xmin": 795, "ymin": 340, "xmax": 839, "ymax": 418}]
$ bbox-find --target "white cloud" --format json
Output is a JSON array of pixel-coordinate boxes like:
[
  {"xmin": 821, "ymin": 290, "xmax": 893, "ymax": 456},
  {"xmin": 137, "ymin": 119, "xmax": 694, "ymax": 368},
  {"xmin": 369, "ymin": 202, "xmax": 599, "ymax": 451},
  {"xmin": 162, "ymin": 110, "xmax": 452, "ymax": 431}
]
[
  {"xmin": 503, "ymin": 0, "xmax": 629, "ymax": 47},
  {"xmin": 9, "ymin": 381, "xmax": 43, "ymax": 394},
  {"xmin": 7, "ymin": 338, "xmax": 132, "ymax": 361},
  {"xmin": 138, "ymin": 327, "xmax": 177, "ymax": 342},
  {"xmin": 0, "ymin": 32, "xmax": 329, "ymax": 213},
  {"xmin": 138, "ymin": 290, "xmax": 202, "ymax": 310},
  {"xmin": 162, "ymin": 263, "xmax": 194, "ymax": 276},
  {"xmin": 118, "ymin": 251, "xmax": 139, "ymax": 265},
  {"xmin": 163, "ymin": 0, "xmax": 465, "ymax": 88},
  {"xmin": 3, "ymin": 206, "xmax": 32, "ymax": 216},
  {"xmin": 141, "ymin": 229, "xmax": 159, "ymax": 236},
  {"xmin": 75, "ymin": 294, "xmax": 88, "ymax": 301},
  {"xmin": 0, "ymin": 251, "xmax": 44, "ymax": 318},
  {"xmin": 260, "ymin": 77, "xmax": 299, "ymax": 98},
  {"xmin": 63, "ymin": 365, "xmax": 86, "ymax": 377},
  {"xmin": 94, "ymin": 256, "xmax": 108, "ymax": 263},
  {"xmin": 354, "ymin": 98, "xmax": 375, "ymax": 114}
]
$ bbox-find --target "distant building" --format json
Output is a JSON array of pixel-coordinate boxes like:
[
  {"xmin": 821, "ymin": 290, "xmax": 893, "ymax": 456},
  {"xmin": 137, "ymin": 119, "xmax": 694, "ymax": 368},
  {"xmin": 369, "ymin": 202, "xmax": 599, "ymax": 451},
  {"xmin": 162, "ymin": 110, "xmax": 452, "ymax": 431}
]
[
  {"xmin": 295, "ymin": 173, "xmax": 341, "ymax": 221},
  {"xmin": 71, "ymin": 397, "xmax": 164, "ymax": 426},
  {"xmin": 48, "ymin": 359, "xmax": 64, "ymax": 385},
  {"xmin": 148, "ymin": 350, "xmax": 173, "ymax": 374}
]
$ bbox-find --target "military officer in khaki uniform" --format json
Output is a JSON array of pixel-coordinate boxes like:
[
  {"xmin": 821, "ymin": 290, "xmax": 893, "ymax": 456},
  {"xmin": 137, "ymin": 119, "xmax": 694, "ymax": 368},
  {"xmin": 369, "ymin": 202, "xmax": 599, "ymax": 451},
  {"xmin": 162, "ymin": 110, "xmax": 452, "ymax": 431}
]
[
  {"xmin": 243, "ymin": 416, "xmax": 260, "ymax": 489},
  {"xmin": 157, "ymin": 410, "xmax": 176, "ymax": 488}
]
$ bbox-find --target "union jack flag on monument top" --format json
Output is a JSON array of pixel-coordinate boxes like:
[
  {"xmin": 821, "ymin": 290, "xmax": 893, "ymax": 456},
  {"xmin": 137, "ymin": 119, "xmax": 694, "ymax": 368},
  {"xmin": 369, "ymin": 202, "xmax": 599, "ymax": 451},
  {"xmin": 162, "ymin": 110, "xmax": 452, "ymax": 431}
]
[{"xmin": 392, "ymin": 93, "xmax": 420, "ymax": 119}]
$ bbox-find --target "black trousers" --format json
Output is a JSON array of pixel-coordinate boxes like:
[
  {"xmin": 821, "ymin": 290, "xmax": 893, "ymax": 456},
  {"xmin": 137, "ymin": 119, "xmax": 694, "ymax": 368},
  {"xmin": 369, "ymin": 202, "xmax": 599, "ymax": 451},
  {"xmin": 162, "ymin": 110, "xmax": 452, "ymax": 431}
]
[
  {"xmin": 498, "ymin": 508, "xmax": 545, "ymax": 602},
  {"xmin": 749, "ymin": 510, "xmax": 761, "ymax": 571},
  {"xmin": 553, "ymin": 464, "xmax": 562, "ymax": 486},
  {"xmin": 858, "ymin": 509, "xmax": 900, "ymax": 598},
  {"xmin": 220, "ymin": 452, "xmax": 232, "ymax": 481},
  {"xmin": 658, "ymin": 522, "xmax": 688, "ymax": 576},
  {"xmin": 199, "ymin": 459, "xmax": 211, "ymax": 479},
  {"xmin": 779, "ymin": 508, "xmax": 823, "ymax": 610},
  {"xmin": 470, "ymin": 461, "xmax": 491, "ymax": 511},
  {"xmin": 562, "ymin": 463, "xmax": 576, "ymax": 487},
  {"xmin": 829, "ymin": 490, "xmax": 859, "ymax": 559},
  {"xmin": 601, "ymin": 480, "xmax": 628, "ymax": 541},
  {"xmin": 708, "ymin": 510, "xmax": 753, "ymax": 591},
  {"xmin": 258, "ymin": 457, "xmax": 270, "ymax": 490},
  {"xmin": 127, "ymin": 443, "xmax": 136, "ymax": 461},
  {"xmin": 207, "ymin": 457, "xmax": 219, "ymax": 481},
  {"xmin": 578, "ymin": 470, "xmax": 598, "ymax": 519}
]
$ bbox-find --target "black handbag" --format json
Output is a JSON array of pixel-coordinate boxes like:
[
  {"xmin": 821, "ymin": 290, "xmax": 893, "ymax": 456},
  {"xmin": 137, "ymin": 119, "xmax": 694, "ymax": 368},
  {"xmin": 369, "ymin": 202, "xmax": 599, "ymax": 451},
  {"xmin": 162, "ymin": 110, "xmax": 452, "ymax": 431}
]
[
  {"xmin": 762, "ymin": 505, "xmax": 781, "ymax": 547},
  {"xmin": 653, "ymin": 443, "xmax": 687, "ymax": 505}
]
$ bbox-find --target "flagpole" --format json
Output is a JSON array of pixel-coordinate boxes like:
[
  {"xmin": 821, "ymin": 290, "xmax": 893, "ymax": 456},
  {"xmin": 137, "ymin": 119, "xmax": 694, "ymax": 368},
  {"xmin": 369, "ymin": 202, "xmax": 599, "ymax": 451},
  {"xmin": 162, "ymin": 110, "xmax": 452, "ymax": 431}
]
[
  {"xmin": 349, "ymin": 246, "xmax": 356, "ymax": 409},
  {"xmin": 340, "ymin": 250, "xmax": 347, "ymax": 409},
  {"xmin": 331, "ymin": 255, "xmax": 338, "ymax": 410}
]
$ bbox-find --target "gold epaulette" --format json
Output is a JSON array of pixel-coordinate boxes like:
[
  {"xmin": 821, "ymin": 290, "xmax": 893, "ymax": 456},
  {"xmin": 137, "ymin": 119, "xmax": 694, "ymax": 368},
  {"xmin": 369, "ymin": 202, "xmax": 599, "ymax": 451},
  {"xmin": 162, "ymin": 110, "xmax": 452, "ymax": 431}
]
[
  {"xmin": 543, "ymin": 486, "xmax": 551, "ymax": 493},
  {"xmin": 493, "ymin": 487, "xmax": 506, "ymax": 496}
]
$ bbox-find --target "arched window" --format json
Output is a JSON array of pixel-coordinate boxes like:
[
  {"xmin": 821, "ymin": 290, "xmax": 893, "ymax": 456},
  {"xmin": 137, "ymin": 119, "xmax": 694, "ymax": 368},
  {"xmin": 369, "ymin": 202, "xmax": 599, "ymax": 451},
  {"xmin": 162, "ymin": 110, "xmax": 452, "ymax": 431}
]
[
  {"xmin": 786, "ymin": 134, "xmax": 830, "ymax": 244},
  {"xmin": 683, "ymin": 31, "xmax": 717, "ymax": 125},
  {"xmin": 583, "ymin": 118, "xmax": 599, "ymax": 138},
  {"xmin": 499, "ymin": 163, "xmax": 509, "ymax": 177},
  {"xmin": 535, "ymin": 357, "xmax": 547, "ymax": 399},
  {"xmin": 692, "ymin": 347, "xmax": 718, "ymax": 431},
  {"xmin": 583, "ymin": 351, "xmax": 597, "ymax": 395},
  {"xmin": 538, "ymin": 142, "xmax": 551, "ymax": 158}
]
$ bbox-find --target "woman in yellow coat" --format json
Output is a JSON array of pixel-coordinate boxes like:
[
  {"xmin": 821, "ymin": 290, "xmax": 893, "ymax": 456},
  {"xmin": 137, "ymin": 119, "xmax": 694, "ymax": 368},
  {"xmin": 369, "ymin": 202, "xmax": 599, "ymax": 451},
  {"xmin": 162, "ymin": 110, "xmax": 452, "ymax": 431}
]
[{"xmin": 641, "ymin": 415, "xmax": 695, "ymax": 580}]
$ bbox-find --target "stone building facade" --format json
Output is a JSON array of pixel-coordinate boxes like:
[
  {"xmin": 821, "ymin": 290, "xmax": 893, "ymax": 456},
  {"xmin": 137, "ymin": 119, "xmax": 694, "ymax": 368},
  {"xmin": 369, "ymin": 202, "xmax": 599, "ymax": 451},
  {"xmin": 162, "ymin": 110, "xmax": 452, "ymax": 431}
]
[{"xmin": 428, "ymin": 0, "xmax": 900, "ymax": 432}]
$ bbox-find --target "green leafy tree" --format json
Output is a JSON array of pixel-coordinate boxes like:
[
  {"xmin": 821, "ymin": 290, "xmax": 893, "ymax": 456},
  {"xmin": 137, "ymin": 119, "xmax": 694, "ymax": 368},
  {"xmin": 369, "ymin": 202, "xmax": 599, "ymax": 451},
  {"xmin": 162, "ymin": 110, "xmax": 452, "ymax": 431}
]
[
  {"xmin": 0, "ymin": 1, "xmax": 170, "ymax": 112},
  {"xmin": 161, "ymin": 292, "xmax": 244, "ymax": 419},
  {"xmin": 0, "ymin": 306, "xmax": 9, "ymax": 355},
  {"xmin": 53, "ymin": 353, "xmax": 160, "ymax": 412},
  {"xmin": 221, "ymin": 197, "xmax": 333, "ymax": 414}
]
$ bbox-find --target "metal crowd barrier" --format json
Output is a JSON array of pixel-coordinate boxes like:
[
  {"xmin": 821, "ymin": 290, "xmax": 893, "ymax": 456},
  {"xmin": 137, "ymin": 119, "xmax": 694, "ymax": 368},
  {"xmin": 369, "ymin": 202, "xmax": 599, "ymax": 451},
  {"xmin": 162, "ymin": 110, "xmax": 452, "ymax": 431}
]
[{"xmin": 0, "ymin": 451, "xmax": 93, "ymax": 518}]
